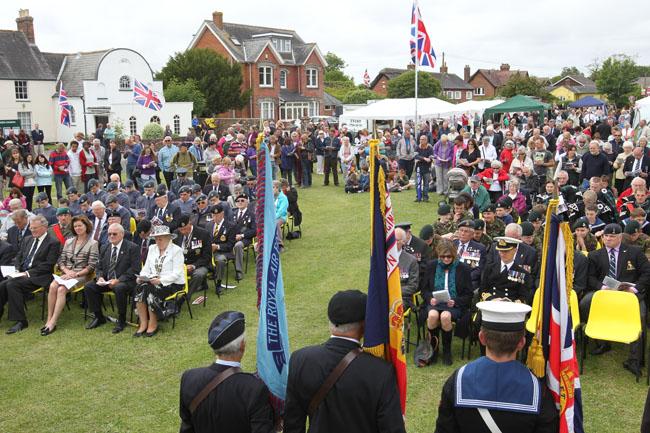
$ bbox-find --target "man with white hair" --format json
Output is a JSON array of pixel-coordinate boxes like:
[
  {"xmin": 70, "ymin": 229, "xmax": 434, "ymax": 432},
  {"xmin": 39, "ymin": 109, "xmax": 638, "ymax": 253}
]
[
  {"xmin": 0, "ymin": 199, "xmax": 34, "ymax": 240},
  {"xmin": 487, "ymin": 223, "xmax": 539, "ymax": 283},
  {"xmin": 395, "ymin": 227, "xmax": 419, "ymax": 304},
  {"xmin": 91, "ymin": 138, "xmax": 106, "ymax": 182},
  {"xmin": 477, "ymin": 135, "xmax": 497, "ymax": 170},
  {"xmin": 89, "ymin": 200, "xmax": 109, "ymax": 245},
  {"xmin": 623, "ymin": 146, "xmax": 650, "ymax": 190},
  {"xmin": 580, "ymin": 140, "xmax": 611, "ymax": 188},
  {"xmin": 158, "ymin": 136, "xmax": 179, "ymax": 186},
  {"xmin": 0, "ymin": 214, "xmax": 61, "ymax": 334},
  {"xmin": 618, "ymin": 176, "xmax": 648, "ymax": 212}
]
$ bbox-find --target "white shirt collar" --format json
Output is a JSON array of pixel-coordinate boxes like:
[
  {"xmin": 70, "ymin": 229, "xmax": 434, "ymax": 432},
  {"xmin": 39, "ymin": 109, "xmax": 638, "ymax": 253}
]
[
  {"xmin": 330, "ymin": 335, "xmax": 361, "ymax": 346},
  {"xmin": 501, "ymin": 260, "xmax": 514, "ymax": 271},
  {"xmin": 110, "ymin": 240, "xmax": 123, "ymax": 253},
  {"xmin": 215, "ymin": 360, "xmax": 241, "ymax": 368}
]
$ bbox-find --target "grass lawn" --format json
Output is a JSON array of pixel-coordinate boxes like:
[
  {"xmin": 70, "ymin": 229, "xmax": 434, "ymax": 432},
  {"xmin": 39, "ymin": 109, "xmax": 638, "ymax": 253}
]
[{"xmin": 0, "ymin": 174, "xmax": 646, "ymax": 432}]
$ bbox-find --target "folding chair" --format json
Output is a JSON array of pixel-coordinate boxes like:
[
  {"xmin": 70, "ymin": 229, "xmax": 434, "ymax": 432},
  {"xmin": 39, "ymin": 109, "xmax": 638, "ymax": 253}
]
[
  {"xmin": 581, "ymin": 290, "xmax": 642, "ymax": 382},
  {"xmin": 163, "ymin": 265, "xmax": 193, "ymax": 329},
  {"xmin": 404, "ymin": 291, "xmax": 425, "ymax": 354}
]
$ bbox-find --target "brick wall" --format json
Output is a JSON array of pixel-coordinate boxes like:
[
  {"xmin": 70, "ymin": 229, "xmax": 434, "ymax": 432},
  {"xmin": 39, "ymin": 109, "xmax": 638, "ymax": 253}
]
[
  {"xmin": 371, "ymin": 76, "xmax": 389, "ymax": 97},
  {"xmin": 469, "ymin": 73, "xmax": 497, "ymax": 98}
]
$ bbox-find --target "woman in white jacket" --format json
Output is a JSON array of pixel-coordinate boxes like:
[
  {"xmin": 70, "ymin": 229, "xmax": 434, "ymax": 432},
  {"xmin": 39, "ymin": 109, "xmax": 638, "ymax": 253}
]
[{"xmin": 338, "ymin": 136, "xmax": 356, "ymax": 176}]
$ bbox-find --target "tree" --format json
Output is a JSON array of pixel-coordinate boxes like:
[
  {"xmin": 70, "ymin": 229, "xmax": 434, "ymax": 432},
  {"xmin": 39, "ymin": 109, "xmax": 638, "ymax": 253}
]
[
  {"xmin": 342, "ymin": 89, "xmax": 383, "ymax": 104},
  {"xmin": 593, "ymin": 54, "xmax": 642, "ymax": 107},
  {"xmin": 164, "ymin": 79, "xmax": 207, "ymax": 116},
  {"xmin": 324, "ymin": 52, "xmax": 347, "ymax": 74},
  {"xmin": 157, "ymin": 48, "xmax": 250, "ymax": 116},
  {"xmin": 498, "ymin": 74, "xmax": 551, "ymax": 100},
  {"xmin": 387, "ymin": 71, "xmax": 441, "ymax": 98},
  {"xmin": 141, "ymin": 122, "xmax": 164, "ymax": 140}
]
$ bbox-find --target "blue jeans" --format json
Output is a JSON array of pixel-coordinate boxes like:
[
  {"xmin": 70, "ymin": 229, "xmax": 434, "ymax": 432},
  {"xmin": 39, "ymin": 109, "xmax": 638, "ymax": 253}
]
[
  {"xmin": 126, "ymin": 163, "xmax": 136, "ymax": 180},
  {"xmin": 302, "ymin": 159, "xmax": 312, "ymax": 186},
  {"xmin": 54, "ymin": 174, "xmax": 72, "ymax": 199},
  {"xmin": 271, "ymin": 162, "xmax": 279, "ymax": 180},
  {"xmin": 421, "ymin": 171, "xmax": 431, "ymax": 199}
]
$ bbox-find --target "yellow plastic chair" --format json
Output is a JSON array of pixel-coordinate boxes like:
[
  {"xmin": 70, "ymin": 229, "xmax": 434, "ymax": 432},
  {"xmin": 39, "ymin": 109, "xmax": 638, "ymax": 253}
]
[
  {"xmin": 163, "ymin": 265, "xmax": 192, "ymax": 329},
  {"xmin": 581, "ymin": 290, "xmax": 641, "ymax": 380},
  {"xmin": 526, "ymin": 289, "xmax": 580, "ymax": 333}
]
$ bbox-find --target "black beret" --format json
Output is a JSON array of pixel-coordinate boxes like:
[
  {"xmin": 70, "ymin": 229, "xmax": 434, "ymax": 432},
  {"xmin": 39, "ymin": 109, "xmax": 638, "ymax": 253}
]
[
  {"xmin": 192, "ymin": 184, "xmax": 202, "ymax": 193},
  {"xmin": 236, "ymin": 193, "xmax": 249, "ymax": 201},
  {"xmin": 154, "ymin": 191, "xmax": 167, "ymax": 198},
  {"xmin": 458, "ymin": 220, "xmax": 475, "ymax": 229},
  {"xmin": 473, "ymin": 219, "xmax": 485, "ymax": 230},
  {"xmin": 328, "ymin": 289, "xmax": 367, "ymax": 326},
  {"xmin": 36, "ymin": 192, "xmax": 49, "ymax": 202},
  {"xmin": 196, "ymin": 194, "xmax": 208, "ymax": 202},
  {"xmin": 207, "ymin": 190, "xmax": 220, "ymax": 199},
  {"xmin": 603, "ymin": 223, "xmax": 622, "ymax": 235},
  {"xmin": 157, "ymin": 184, "xmax": 168, "ymax": 193},
  {"xmin": 419, "ymin": 224, "xmax": 434, "ymax": 240},
  {"xmin": 520, "ymin": 221, "xmax": 534, "ymax": 237},
  {"xmin": 124, "ymin": 179, "xmax": 135, "ymax": 188},
  {"xmin": 624, "ymin": 220, "xmax": 641, "ymax": 234},
  {"xmin": 498, "ymin": 197, "xmax": 513, "ymax": 208},
  {"xmin": 79, "ymin": 194, "xmax": 89, "ymax": 204},
  {"xmin": 438, "ymin": 202, "xmax": 451, "ymax": 216},
  {"xmin": 88, "ymin": 179, "xmax": 100, "ymax": 187},
  {"xmin": 573, "ymin": 217, "xmax": 589, "ymax": 230},
  {"xmin": 208, "ymin": 311, "xmax": 245, "ymax": 350},
  {"xmin": 483, "ymin": 203, "xmax": 496, "ymax": 213},
  {"xmin": 106, "ymin": 182, "xmax": 118, "ymax": 192},
  {"xmin": 179, "ymin": 185, "xmax": 192, "ymax": 194},
  {"xmin": 66, "ymin": 187, "xmax": 78, "ymax": 195},
  {"xmin": 178, "ymin": 214, "xmax": 191, "ymax": 228},
  {"xmin": 143, "ymin": 180, "xmax": 155, "ymax": 189},
  {"xmin": 211, "ymin": 203, "xmax": 225, "ymax": 214},
  {"xmin": 528, "ymin": 211, "xmax": 542, "ymax": 222},
  {"xmin": 105, "ymin": 195, "xmax": 117, "ymax": 204},
  {"xmin": 495, "ymin": 201, "xmax": 507, "ymax": 210},
  {"xmin": 106, "ymin": 209, "xmax": 120, "ymax": 218}
]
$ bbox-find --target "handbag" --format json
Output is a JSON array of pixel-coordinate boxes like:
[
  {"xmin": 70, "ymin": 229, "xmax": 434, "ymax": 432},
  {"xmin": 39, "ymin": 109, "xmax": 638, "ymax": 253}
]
[{"xmin": 12, "ymin": 172, "xmax": 24, "ymax": 188}]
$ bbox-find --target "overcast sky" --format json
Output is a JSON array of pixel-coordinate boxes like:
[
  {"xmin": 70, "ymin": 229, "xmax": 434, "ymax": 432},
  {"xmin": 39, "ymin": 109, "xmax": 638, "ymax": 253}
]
[{"xmin": 2, "ymin": 0, "xmax": 649, "ymax": 83}]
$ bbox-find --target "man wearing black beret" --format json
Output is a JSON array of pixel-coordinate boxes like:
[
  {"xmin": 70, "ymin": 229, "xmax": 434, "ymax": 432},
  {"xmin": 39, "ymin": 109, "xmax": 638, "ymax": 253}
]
[
  {"xmin": 179, "ymin": 311, "xmax": 274, "ymax": 433},
  {"xmin": 584, "ymin": 223, "xmax": 650, "ymax": 376},
  {"xmin": 231, "ymin": 193, "xmax": 256, "ymax": 281},
  {"xmin": 175, "ymin": 214, "xmax": 212, "ymax": 298},
  {"xmin": 149, "ymin": 190, "xmax": 182, "ymax": 232},
  {"xmin": 209, "ymin": 204, "xmax": 236, "ymax": 294},
  {"xmin": 284, "ymin": 290, "xmax": 406, "ymax": 433}
]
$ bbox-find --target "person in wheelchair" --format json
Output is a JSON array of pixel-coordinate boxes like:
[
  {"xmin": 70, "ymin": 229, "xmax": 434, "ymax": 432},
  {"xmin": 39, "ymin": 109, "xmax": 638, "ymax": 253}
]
[{"xmin": 420, "ymin": 239, "xmax": 473, "ymax": 365}]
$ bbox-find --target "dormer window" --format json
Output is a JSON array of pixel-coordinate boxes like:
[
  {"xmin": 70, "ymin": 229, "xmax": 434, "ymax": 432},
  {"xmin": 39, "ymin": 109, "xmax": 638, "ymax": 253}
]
[
  {"xmin": 272, "ymin": 38, "xmax": 291, "ymax": 53},
  {"xmin": 230, "ymin": 37, "xmax": 241, "ymax": 46}
]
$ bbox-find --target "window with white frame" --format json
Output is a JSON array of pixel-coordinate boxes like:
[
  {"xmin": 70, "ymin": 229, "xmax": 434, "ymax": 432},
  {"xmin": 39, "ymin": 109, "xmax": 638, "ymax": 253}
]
[
  {"xmin": 69, "ymin": 106, "xmax": 76, "ymax": 125},
  {"xmin": 129, "ymin": 116, "xmax": 137, "ymax": 135},
  {"xmin": 150, "ymin": 115, "xmax": 160, "ymax": 124},
  {"xmin": 445, "ymin": 90, "xmax": 454, "ymax": 99},
  {"xmin": 173, "ymin": 115, "xmax": 180, "ymax": 135},
  {"xmin": 260, "ymin": 101, "xmax": 275, "ymax": 120},
  {"xmin": 259, "ymin": 66, "xmax": 273, "ymax": 87},
  {"xmin": 309, "ymin": 101, "xmax": 319, "ymax": 117},
  {"xmin": 454, "ymin": 91, "xmax": 461, "ymax": 100},
  {"xmin": 14, "ymin": 81, "xmax": 28, "ymax": 100},
  {"xmin": 272, "ymin": 38, "xmax": 292, "ymax": 53},
  {"xmin": 280, "ymin": 70, "xmax": 287, "ymax": 89},
  {"xmin": 119, "ymin": 75, "xmax": 131, "ymax": 90},
  {"xmin": 306, "ymin": 68, "xmax": 318, "ymax": 88},
  {"xmin": 17, "ymin": 112, "xmax": 31, "ymax": 130},
  {"xmin": 466, "ymin": 91, "xmax": 473, "ymax": 100},
  {"xmin": 474, "ymin": 87, "xmax": 485, "ymax": 96}
]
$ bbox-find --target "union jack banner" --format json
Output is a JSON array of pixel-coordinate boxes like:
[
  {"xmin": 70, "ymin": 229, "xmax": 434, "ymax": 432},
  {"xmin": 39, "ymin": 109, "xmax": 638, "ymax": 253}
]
[
  {"xmin": 133, "ymin": 79, "xmax": 163, "ymax": 111},
  {"xmin": 528, "ymin": 201, "xmax": 584, "ymax": 433},
  {"xmin": 59, "ymin": 83, "xmax": 71, "ymax": 127},
  {"xmin": 363, "ymin": 69, "xmax": 371, "ymax": 87},
  {"xmin": 410, "ymin": 0, "xmax": 436, "ymax": 68}
]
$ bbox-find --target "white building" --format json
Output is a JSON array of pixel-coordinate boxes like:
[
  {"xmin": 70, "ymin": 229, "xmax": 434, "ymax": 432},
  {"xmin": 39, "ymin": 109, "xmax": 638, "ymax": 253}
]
[
  {"xmin": 0, "ymin": 9, "xmax": 192, "ymax": 143},
  {"xmin": 56, "ymin": 48, "xmax": 193, "ymax": 143}
]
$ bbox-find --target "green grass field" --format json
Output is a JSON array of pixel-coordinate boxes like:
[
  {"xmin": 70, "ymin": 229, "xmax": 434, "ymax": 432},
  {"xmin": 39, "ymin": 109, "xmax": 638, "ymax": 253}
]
[{"xmin": 0, "ymin": 174, "xmax": 646, "ymax": 432}]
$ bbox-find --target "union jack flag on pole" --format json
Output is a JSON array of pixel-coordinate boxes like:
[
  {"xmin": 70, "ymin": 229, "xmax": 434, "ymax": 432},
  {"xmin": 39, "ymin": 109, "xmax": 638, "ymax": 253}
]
[
  {"xmin": 410, "ymin": 0, "xmax": 437, "ymax": 68},
  {"xmin": 363, "ymin": 69, "xmax": 371, "ymax": 87},
  {"xmin": 527, "ymin": 200, "xmax": 584, "ymax": 433},
  {"xmin": 133, "ymin": 79, "xmax": 163, "ymax": 111},
  {"xmin": 58, "ymin": 83, "xmax": 71, "ymax": 127}
]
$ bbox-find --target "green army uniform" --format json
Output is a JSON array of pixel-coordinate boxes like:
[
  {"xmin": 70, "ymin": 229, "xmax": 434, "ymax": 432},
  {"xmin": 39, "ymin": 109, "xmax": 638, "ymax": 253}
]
[
  {"xmin": 485, "ymin": 218, "xmax": 505, "ymax": 239},
  {"xmin": 476, "ymin": 232, "xmax": 493, "ymax": 250},
  {"xmin": 454, "ymin": 211, "xmax": 475, "ymax": 224},
  {"xmin": 432, "ymin": 219, "xmax": 458, "ymax": 253}
]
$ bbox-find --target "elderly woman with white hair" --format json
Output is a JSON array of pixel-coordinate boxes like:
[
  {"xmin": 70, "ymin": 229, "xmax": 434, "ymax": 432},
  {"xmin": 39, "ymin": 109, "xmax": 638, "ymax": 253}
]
[
  {"xmin": 509, "ymin": 145, "xmax": 534, "ymax": 182},
  {"xmin": 477, "ymin": 160, "xmax": 509, "ymax": 202},
  {"xmin": 338, "ymin": 136, "xmax": 356, "ymax": 176},
  {"xmin": 613, "ymin": 141, "xmax": 635, "ymax": 192},
  {"xmin": 134, "ymin": 224, "xmax": 186, "ymax": 337}
]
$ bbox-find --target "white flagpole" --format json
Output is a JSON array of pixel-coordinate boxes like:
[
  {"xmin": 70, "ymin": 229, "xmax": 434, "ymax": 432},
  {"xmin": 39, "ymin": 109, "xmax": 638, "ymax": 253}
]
[{"xmin": 413, "ymin": 0, "xmax": 419, "ymax": 139}]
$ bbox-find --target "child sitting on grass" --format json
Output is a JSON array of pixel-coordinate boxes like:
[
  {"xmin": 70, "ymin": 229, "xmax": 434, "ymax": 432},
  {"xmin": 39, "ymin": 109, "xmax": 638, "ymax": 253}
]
[{"xmin": 345, "ymin": 166, "xmax": 361, "ymax": 193}]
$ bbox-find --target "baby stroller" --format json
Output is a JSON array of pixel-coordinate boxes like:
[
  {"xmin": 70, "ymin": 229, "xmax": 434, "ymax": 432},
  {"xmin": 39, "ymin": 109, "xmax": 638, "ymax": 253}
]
[{"xmin": 446, "ymin": 167, "xmax": 468, "ymax": 200}]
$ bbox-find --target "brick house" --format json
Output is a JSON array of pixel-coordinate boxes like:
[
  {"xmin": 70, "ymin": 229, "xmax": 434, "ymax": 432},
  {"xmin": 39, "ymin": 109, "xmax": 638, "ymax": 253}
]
[
  {"xmin": 467, "ymin": 64, "xmax": 529, "ymax": 98},
  {"xmin": 370, "ymin": 62, "xmax": 474, "ymax": 102},
  {"xmin": 188, "ymin": 11, "xmax": 327, "ymax": 120}
]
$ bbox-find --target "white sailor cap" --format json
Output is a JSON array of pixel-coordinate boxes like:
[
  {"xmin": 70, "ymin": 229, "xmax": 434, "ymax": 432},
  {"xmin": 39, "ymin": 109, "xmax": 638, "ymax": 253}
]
[{"xmin": 477, "ymin": 301, "xmax": 531, "ymax": 331}]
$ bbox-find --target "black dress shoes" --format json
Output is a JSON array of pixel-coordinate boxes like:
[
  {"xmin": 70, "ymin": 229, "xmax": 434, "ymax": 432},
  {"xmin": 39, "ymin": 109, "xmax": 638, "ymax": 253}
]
[
  {"xmin": 590, "ymin": 342, "xmax": 612, "ymax": 356},
  {"xmin": 144, "ymin": 328, "xmax": 158, "ymax": 337},
  {"xmin": 112, "ymin": 322, "xmax": 126, "ymax": 334},
  {"xmin": 6, "ymin": 321, "xmax": 27, "ymax": 334},
  {"xmin": 235, "ymin": 271, "xmax": 243, "ymax": 281},
  {"xmin": 85, "ymin": 316, "xmax": 106, "ymax": 330},
  {"xmin": 41, "ymin": 325, "xmax": 56, "ymax": 336},
  {"xmin": 133, "ymin": 330, "xmax": 144, "ymax": 338}
]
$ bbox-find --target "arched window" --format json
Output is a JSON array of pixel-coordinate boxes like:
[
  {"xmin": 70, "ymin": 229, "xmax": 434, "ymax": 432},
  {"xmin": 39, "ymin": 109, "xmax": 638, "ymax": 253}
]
[
  {"xmin": 173, "ymin": 115, "xmax": 180, "ymax": 135},
  {"xmin": 69, "ymin": 106, "xmax": 77, "ymax": 124},
  {"xmin": 150, "ymin": 115, "xmax": 160, "ymax": 124},
  {"xmin": 280, "ymin": 70, "xmax": 287, "ymax": 89},
  {"xmin": 129, "ymin": 116, "xmax": 137, "ymax": 135},
  {"xmin": 119, "ymin": 75, "xmax": 131, "ymax": 90}
]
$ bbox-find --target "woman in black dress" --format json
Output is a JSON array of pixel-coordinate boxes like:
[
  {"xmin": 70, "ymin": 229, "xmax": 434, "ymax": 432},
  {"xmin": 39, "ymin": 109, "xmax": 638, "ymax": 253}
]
[
  {"xmin": 458, "ymin": 139, "xmax": 480, "ymax": 176},
  {"xmin": 421, "ymin": 239, "xmax": 473, "ymax": 365}
]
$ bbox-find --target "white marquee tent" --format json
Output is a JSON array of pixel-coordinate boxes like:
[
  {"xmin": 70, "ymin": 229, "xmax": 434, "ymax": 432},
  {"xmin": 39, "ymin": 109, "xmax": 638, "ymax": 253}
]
[
  {"xmin": 453, "ymin": 99, "xmax": 505, "ymax": 116},
  {"xmin": 634, "ymin": 96, "xmax": 650, "ymax": 125},
  {"xmin": 339, "ymin": 97, "xmax": 458, "ymax": 123}
]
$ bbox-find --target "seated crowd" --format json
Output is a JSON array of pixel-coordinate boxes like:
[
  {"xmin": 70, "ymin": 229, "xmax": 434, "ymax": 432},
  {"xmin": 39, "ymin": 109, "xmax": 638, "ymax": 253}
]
[{"xmin": 390, "ymin": 108, "xmax": 650, "ymax": 377}]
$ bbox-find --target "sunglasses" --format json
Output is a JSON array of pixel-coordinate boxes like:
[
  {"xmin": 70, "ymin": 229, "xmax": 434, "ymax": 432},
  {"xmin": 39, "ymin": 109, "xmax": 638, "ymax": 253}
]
[
  {"xmin": 236, "ymin": 199, "xmax": 246, "ymax": 203},
  {"xmin": 439, "ymin": 255, "xmax": 454, "ymax": 259}
]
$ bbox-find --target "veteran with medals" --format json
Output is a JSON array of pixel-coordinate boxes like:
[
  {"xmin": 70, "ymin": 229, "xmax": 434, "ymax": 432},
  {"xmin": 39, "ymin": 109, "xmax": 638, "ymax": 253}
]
[
  {"xmin": 175, "ymin": 215, "xmax": 212, "ymax": 297},
  {"xmin": 434, "ymin": 301, "xmax": 558, "ymax": 433},
  {"xmin": 478, "ymin": 237, "xmax": 532, "ymax": 304},
  {"xmin": 209, "ymin": 203, "xmax": 236, "ymax": 294},
  {"xmin": 179, "ymin": 311, "xmax": 275, "ymax": 433},
  {"xmin": 452, "ymin": 220, "xmax": 486, "ymax": 289},
  {"xmin": 149, "ymin": 190, "xmax": 182, "ymax": 232}
]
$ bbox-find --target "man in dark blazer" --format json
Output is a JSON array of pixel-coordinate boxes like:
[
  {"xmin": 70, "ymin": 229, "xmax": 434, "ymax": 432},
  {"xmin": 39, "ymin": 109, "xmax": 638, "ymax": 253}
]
[
  {"xmin": 149, "ymin": 190, "xmax": 182, "ymax": 232},
  {"xmin": 135, "ymin": 180, "xmax": 158, "ymax": 220},
  {"xmin": 84, "ymin": 223, "xmax": 141, "ymax": 333},
  {"xmin": 452, "ymin": 220, "xmax": 487, "ymax": 290},
  {"xmin": 479, "ymin": 237, "xmax": 533, "ymax": 304},
  {"xmin": 179, "ymin": 311, "xmax": 274, "ymax": 433},
  {"xmin": 585, "ymin": 223, "xmax": 650, "ymax": 375},
  {"xmin": 396, "ymin": 222, "xmax": 432, "ymax": 275},
  {"xmin": 395, "ymin": 228, "xmax": 419, "ymax": 306},
  {"xmin": 623, "ymin": 146, "xmax": 650, "ymax": 190},
  {"xmin": 0, "ymin": 215, "xmax": 60, "ymax": 334},
  {"xmin": 175, "ymin": 215, "xmax": 212, "ymax": 296},
  {"xmin": 486, "ymin": 223, "xmax": 539, "ymax": 284},
  {"xmin": 6, "ymin": 209, "xmax": 30, "ymax": 261},
  {"xmin": 231, "ymin": 193, "xmax": 256, "ymax": 281},
  {"xmin": 190, "ymin": 194, "xmax": 212, "ymax": 230},
  {"xmin": 284, "ymin": 290, "xmax": 406, "ymax": 433},
  {"xmin": 203, "ymin": 172, "xmax": 231, "ymax": 201},
  {"xmin": 209, "ymin": 203, "xmax": 236, "ymax": 293}
]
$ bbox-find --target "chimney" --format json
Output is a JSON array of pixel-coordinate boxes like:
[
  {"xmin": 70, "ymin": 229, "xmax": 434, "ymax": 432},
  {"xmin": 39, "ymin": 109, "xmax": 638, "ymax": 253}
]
[
  {"xmin": 212, "ymin": 11, "xmax": 224, "ymax": 30},
  {"xmin": 464, "ymin": 65, "xmax": 470, "ymax": 82},
  {"xmin": 500, "ymin": 63, "xmax": 510, "ymax": 71},
  {"xmin": 439, "ymin": 52, "xmax": 448, "ymax": 73},
  {"xmin": 16, "ymin": 9, "xmax": 35, "ymax": 44}
]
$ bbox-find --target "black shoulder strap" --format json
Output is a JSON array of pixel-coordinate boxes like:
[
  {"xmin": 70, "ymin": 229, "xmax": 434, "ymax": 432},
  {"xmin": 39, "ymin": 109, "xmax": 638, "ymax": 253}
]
[
  {"xmin": 308, "ymin": 348, "xmax": 362, "ymax": 417},
  {"xmin": 189, "ymin": 367, "xmax": 241, "ymax": 414}
]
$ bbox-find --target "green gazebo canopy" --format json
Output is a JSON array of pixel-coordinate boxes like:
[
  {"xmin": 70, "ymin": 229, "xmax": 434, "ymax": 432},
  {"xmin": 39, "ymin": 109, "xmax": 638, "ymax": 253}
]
[{"xmin": 483, "ymin": 95, "xmax": 551, "ymax": 119}]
